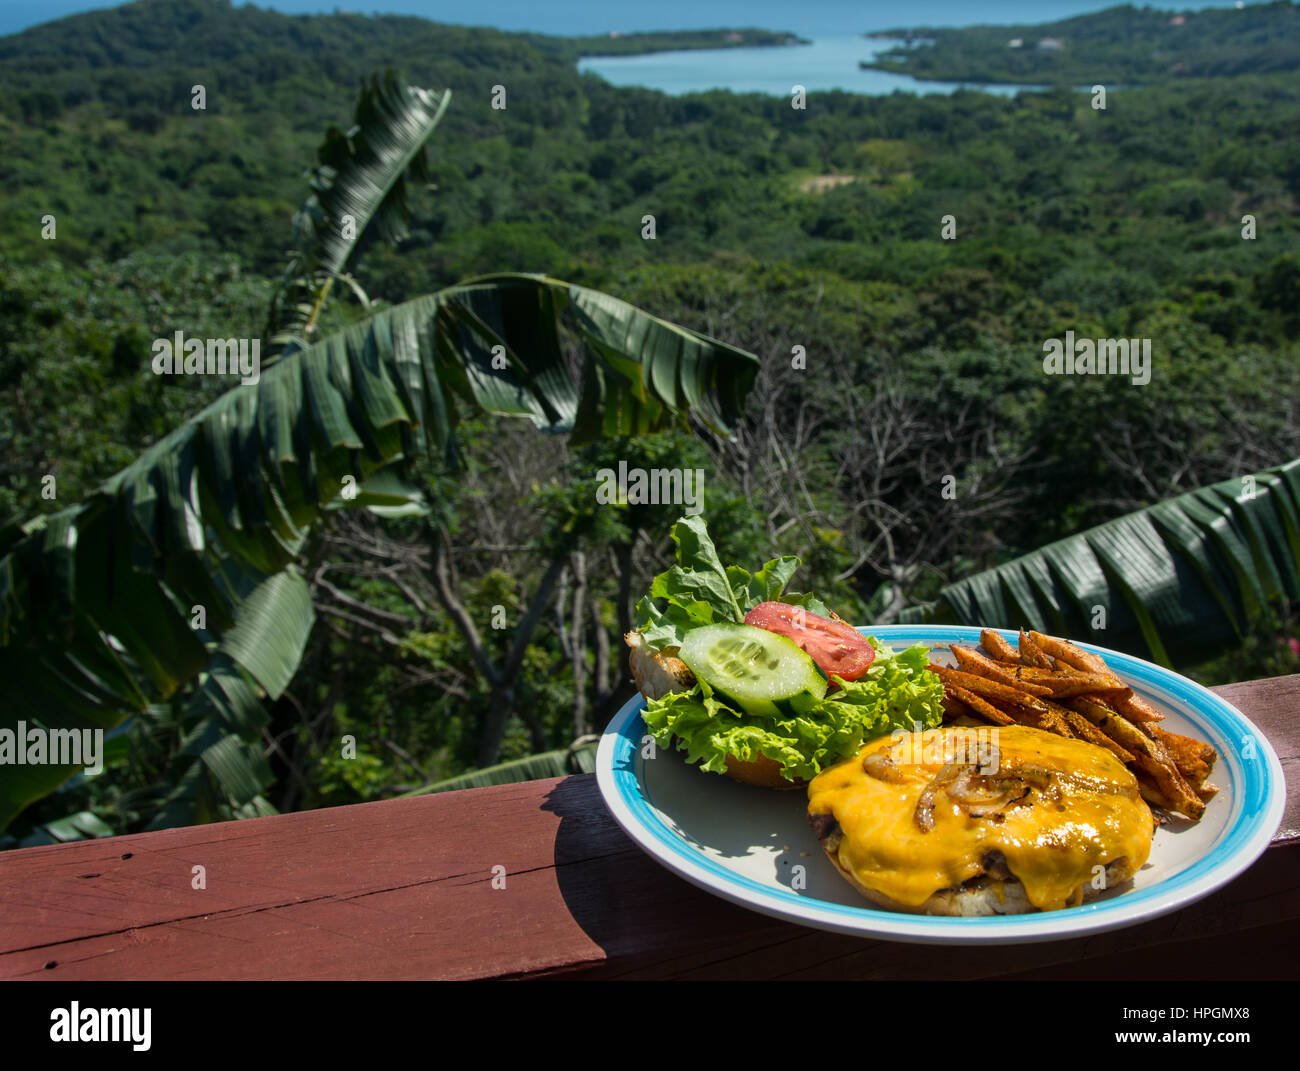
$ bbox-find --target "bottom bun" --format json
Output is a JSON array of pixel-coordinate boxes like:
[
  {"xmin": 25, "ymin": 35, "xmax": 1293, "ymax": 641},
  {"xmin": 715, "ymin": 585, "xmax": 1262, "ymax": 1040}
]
[
  {"xmin": 720, "ymin": 751, "xmax": 806, "ymax": 790},
  {"xmin": 822, "ymin": 847, "xmax": 1138, "ymax": 916}
]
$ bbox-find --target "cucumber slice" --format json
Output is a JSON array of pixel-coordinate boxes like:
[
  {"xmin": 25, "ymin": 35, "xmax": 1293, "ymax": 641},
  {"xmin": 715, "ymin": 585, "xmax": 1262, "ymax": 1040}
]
[{"xmin": 679, "ymin": 623, "xmax": 828, "ymax": 717}]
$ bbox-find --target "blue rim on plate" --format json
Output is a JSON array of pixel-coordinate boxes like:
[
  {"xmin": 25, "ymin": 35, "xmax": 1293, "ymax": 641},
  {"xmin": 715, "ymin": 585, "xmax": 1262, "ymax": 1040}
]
[{"xmin": 595, "ymin": 625, "xmax": 1286, "ymax": 944}]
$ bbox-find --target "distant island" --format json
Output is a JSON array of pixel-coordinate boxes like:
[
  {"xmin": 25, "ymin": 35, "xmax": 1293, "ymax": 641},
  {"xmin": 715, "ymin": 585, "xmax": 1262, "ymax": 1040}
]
[
  {"xmin": 859, "ymin": 2, "xmax": 1300, "ymax": 84},
  {"xmin": 534, "ymin": 28, "xmax": 807, "ymax": 61}
]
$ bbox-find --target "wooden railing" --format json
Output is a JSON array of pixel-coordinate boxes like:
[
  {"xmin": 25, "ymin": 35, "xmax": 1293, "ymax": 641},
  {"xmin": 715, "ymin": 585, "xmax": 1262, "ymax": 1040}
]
[{"xmin": 2, "ymin": 674, "xmax": 1296, "ymax": 980}]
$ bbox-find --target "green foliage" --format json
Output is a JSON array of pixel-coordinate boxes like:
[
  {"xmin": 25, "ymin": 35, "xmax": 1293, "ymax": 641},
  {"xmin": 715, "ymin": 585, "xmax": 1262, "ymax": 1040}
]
[
  {"xmin": 312, "ymin": 747, "xmax": 391, "ymax": 804},
  {"xmin": 0, "ymin": 50, "xmax": 760, "ymax": 834},
  {"xmin": 0, "ymin": 270, "xmax": 757, "ymax": 829},
  {"xmin": 1, "ymin": 0, "xmax": 1298, "ymax": 830},
  {"xmin": 868, "ymin": 3, "xmax": 1300, "ymax": 85},
  {"xmin": 0, "ymin": 253, "xmax": 274, "ymax": 523}
]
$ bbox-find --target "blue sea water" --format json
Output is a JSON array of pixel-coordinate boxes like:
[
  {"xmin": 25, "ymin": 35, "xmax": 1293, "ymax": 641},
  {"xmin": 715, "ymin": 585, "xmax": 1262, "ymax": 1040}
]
[
  {"xmin": 0, "ymin": 0, "xmax": 1272, "ymax": 38},
  {"xmin": 578, "ymin": 35, "xmax": 1044, "ymax": 97}
]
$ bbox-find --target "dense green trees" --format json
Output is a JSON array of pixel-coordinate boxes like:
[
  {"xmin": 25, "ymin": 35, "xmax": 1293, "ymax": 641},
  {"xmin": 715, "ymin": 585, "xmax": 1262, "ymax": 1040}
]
[
  {"xmin": 868, "ymin": 2, "xmax": 1300, "ymax": 84},
  {"xmin": 1, "ymin": 0, "xmax": 1297, "ymax": 841},
  {"xmin": 0, "ymin": 60, "xmax": 759, "ymax": 842}
]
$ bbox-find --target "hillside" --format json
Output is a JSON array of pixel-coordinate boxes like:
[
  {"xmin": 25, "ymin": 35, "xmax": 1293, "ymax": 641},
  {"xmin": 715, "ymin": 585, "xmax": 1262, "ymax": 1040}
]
[
  {"xmin": 865, "ymin": 1, "xmax": 1300, "ymax": 84},
  {"xmin": 3, "ymin": 0, "xmax": 1298, "ymax": 520},
  {"xmin": 1, "ymin": 0, "xmax": 1299, "ymax": 826}
]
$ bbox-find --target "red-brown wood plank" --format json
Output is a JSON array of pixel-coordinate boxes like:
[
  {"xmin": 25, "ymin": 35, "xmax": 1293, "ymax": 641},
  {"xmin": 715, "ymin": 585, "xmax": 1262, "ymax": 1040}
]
[
  {"xmin": 0, "ymin": 779, "xmax": 630, "ymax": 979},
  {"xmin": 1209, "ymin": 674, "xmax": 1300, "ymax": 842},
  {"xmin": 0, "ymin": 674, "xmax": 1296, "ymax": 980}
]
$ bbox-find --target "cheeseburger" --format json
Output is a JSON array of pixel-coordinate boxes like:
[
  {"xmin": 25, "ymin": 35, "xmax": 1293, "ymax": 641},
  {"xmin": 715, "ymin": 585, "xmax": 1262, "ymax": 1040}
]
[{"xmin": 807, "ymin": 725, "xmax": 1156, "ymax": 914}]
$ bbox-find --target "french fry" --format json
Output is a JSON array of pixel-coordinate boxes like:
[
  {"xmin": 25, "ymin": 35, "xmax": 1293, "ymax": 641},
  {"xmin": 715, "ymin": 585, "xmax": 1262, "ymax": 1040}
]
[
  {"xmin": 1013, "ymin": 666, "xmax": 1130, "ymax": 699},
  {"xmin": 1110, "ymin": 690, "xmax": 1166, "ymax": 723},
  {"xmin": 1147, "ymin": 724, "xmax": 1217, "ymax": 768},
  {"xmin": 1018, "ymin": 629, "xmax": 1054, "ymax": 668},
  {"xmin": 945, "ymin": 684, "xmax": 1016, "ymax": 726},
  {"xmin": 979, "ymin": 629, "xmax": 1023, "ymax": 665},
  {"xmin": 1023, "ymin": 659, "xmax": 1127, "ymax": 693},
  {"xmin": 950, "ymin": 645, "xmax": 1008, "ymax": 682},
  {"xmin": 1178, "ymin": 757, "xmax": 1213, "ymax": 790},
  {"xmin": 1062, "ymin": 711, "xmax": 1135, "ymax": 763},
  {"xmin": 950, "ymin": 645, "xmax": 1051, "ymax": 693},
  {"xmin": 1135, "ymin": 773, "xmax": 1177, "ymax": 815},
  {"xmin": 942, "ymin": 691, "xmax": 974, "ymax": 721},
  {"xmin": 1066, "ymin": 698, "xmax": 1153, "ymax": 758},
  {"xmin": 1067, "ymin": 693, "xmax": 1118, "ymax": 719},
  {"xmin": 1132, "ymin": 753, "xmax": 1205, "ymax": 821},
  {"xmin": 989, "ymin": 698, "xmax": 1073, "ymax": 736},
  {"xmin": 927, "ymin": 664, "xmax": 1050, "ymax": 714},
  {"xmin": 1136, "ymin": 755, "xmax": 1203, "ymax": 819},
  {"xmin": 1028, "ymin": 630, "xmax": 1111, "ymax": 676},
  {"xmin": 1142, "ymin": 724, "xmax": 1212, "ymax": 787},
  {"xmin": 1026, "ymin": 631, "xmax": 1166, "ymax": 720},
  {"xmin": 1028, "ymin": 703, "xmax": 1074, "ymax": 736},
  {"xmin": 935, "ymin": 628, "xmax": 1217, "ymax": 824},
  {"xmin": 1159, "ymin": 745, "xmax": 1210, "ymax": 785},
  {"xmin": 1067, "ymin": 698, "xmax": 1204, "ymax": 820}
]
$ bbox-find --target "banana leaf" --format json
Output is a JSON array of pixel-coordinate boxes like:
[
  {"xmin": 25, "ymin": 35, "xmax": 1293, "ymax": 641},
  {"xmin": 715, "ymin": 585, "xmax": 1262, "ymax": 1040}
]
[
  {"xmin": 400, "ymin": 738, "xmax": 599, "ymax": 796},
  {"xmin": 0, "ymin": 278, "xmax": 757, "ymax": 832},
  {"xmin": 900, "ymin": 458, "xmax": 1300, "ymax": 667},
  {"xmin": 267, "ymin": 71, "xmax": 451, "ymax": 348}
]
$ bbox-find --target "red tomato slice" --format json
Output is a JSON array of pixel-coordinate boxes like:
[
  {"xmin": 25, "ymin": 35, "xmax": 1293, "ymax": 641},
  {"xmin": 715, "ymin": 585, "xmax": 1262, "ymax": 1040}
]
[{"xmin": 743, "ymin": 602, "xmax": 875, "ymax": 682}]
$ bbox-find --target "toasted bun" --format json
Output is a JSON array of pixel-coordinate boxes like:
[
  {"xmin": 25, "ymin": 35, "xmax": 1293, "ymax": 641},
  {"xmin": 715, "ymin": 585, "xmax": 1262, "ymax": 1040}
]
[
  {"xmin": 625, "ymin": 630, "xmax": 806, "ymax": 790},
  {"xmin": 721, "ymin": 751, "xmax": 805, "ymax": 790}
]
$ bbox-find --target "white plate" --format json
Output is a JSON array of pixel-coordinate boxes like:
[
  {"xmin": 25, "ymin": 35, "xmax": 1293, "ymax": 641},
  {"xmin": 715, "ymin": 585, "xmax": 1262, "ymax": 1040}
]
[{"xmin": 595, "ymin": 625, "xmax": 1286, "ymax": 944}]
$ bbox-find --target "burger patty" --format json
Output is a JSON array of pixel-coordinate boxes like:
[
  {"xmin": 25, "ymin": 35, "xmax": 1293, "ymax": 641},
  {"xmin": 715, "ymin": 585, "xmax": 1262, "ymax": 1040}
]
[{"xmin": 808, "ymin": 811, "xmax": 839, "ymax": 843}]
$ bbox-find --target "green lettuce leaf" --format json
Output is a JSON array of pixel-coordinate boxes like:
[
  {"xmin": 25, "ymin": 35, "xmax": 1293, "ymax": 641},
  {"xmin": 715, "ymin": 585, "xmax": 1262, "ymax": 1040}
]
[
  {"xmin": 640, "ymin": 639, "xmax": 945, "ymax": 783},
  {"xmin": 635, "ymin": 515, "xmax": 831, "ymax": 650}
]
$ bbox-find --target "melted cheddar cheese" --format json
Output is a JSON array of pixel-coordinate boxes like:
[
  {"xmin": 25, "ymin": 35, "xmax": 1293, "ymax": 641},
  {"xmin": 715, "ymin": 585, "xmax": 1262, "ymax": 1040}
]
[{"xmin": 806, "ymin": 726, "xmax": 1154, "ymax": 912}]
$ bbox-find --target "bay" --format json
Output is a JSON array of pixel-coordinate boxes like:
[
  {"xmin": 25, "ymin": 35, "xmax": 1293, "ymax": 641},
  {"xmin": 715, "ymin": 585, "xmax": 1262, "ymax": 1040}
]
[{"xmin": 577, "ymin": 35, "xmax": 1044, "ymax": 97}]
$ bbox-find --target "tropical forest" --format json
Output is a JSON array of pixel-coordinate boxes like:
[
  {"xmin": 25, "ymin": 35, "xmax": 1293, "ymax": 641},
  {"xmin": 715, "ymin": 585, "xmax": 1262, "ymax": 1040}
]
[{"xmin": 1, "ymin": 0, "xmax": 1298, "ymax": 847}]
